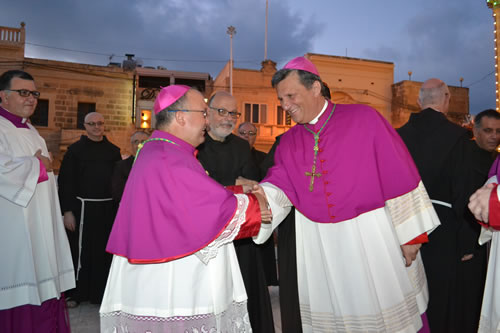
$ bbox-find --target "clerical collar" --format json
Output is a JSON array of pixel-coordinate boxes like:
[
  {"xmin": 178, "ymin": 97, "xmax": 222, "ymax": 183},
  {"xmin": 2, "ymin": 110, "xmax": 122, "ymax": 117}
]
[
  {"xmin": 308, "ymin": 100, "xmax": 328, "ymax": 125},
  {"xmin": 0, "ymin": 105, "xmax": 29, "ymax": 129}
]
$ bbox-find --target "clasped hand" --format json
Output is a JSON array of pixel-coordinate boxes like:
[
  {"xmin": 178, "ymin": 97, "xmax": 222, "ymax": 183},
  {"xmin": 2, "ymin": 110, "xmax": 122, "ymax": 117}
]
[
  {"xmin": 244, "ymin": 184, "xmax": 272, "ymax": 224},
  {"xmin": 468, "ymin": 183, "xmax": 496, "ymax": 223}
]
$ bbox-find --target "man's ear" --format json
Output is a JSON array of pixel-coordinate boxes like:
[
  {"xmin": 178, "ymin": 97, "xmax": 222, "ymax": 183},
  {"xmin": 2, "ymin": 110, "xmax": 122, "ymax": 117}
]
[
  {"xmin": 312, "ymin": 80, "xmax": 322, "ymax": 97},
  {"xmin": 417, "ymin": 98, "xmax": 422, "ymax": 109},
  {"xmin": 472, "ymin": 125, "xmax": 480, "ymax": 139},
  {"xmin": 175, "ymin": 111, "xmax": 186, "ymax": 126}
]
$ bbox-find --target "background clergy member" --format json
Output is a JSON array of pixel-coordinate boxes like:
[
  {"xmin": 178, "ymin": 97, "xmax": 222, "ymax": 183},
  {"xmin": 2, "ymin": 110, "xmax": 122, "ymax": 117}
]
[
  {"xmin": 100, "ymin": 85, "xmax": 272, "ymax": 333},
  {"xmin": 0, "ymin": 70, "xmax": 75, "ymax": 332},
  {"xmin": 58, "ymin": 111, "xmax": 122, "ymax": 307},
  {"xmin": 197, "ymin": 91, "xmax": 275, "ymax": 332}
]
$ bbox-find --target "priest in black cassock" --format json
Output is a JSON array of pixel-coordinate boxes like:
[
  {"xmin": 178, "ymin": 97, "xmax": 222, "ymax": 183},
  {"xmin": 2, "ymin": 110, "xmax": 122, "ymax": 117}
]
[
  {"xmin": 454, "ymin": 109, "xmax": 500, "ymax": 333},
  {"xmin": 197, "ymin": 91, "xmax": 275, "ymax": 333},
  {"xmin": 111, "ymin": 131, "xmax": 149, "ymax": 203},
  {"xmin": 58, "ymin": 112, "xmax": 122, "ymax": 306},
  {"xmin": 237, "ymin": 122, "xmax": 267, "ymax": 176},
  {"xmin": 397, "ymin": 78, "xmax": 474, "ymax": 332},
  {"xmin": 237, "ymin": 121, "xmax": 278, "ymax": 287}
]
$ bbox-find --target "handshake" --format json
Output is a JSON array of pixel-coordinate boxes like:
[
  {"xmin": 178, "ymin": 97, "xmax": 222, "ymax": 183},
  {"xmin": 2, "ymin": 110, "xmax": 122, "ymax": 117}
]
[{"xmin": 236, "ymin": 177, "xmax": 272, "ymax": 224}]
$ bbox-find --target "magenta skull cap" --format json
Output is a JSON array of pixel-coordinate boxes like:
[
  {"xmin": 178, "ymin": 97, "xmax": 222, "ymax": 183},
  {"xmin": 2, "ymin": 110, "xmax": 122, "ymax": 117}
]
[
  {"xmin": 283, "ymin": 56, "xmax": 320, "ymax": 76},
  {"xmin": 154, "ymin": 85, "xmax": 191, "ymax": 114}
]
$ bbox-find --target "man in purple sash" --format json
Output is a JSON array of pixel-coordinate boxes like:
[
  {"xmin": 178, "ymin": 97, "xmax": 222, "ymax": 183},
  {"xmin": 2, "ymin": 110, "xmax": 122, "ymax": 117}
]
[
  {"xmin": 99, "ymin": 85, "xmax": 271, "ymax": 332},
  {"xmin": 0, "ymin": 70, "xmax": 75, "ymax": 332},
  {"xmin": 253, "ymin": 57, "xmax": 440, "ymax": 332}
]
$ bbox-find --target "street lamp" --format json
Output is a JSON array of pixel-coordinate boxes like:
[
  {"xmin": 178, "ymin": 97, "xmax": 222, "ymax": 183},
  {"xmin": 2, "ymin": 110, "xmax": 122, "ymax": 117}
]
[{"xmin": 227, "ymin": 25, "xmax": 236, "ymax": 95}]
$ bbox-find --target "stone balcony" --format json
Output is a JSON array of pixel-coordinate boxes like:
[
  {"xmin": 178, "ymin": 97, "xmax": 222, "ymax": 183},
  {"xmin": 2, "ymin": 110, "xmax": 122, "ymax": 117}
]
[{"xmin": 0, "ymin": 22, "xmax": 25, "ymax": 60}]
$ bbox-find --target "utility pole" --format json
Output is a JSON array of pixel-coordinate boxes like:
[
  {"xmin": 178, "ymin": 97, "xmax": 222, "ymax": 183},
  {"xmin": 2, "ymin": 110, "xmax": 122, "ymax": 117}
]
[
  {"xmin": 265, "ymin": 0, "xmax": 268, "ymax": 60},
  {"xmin": 227, "ymin": 26, "xmax": 236, "ymax": 95}
]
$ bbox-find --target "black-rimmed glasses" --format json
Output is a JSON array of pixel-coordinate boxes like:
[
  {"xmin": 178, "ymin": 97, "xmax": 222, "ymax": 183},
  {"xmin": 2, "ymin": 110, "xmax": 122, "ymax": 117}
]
[
  {"xmin": 6, "ymin": 89, "xmax": 41, "ymax": 99},
  {"xmin": 168, "ymin": 110, "xmax": 207, "ymax": 117},
  {"xmin": 239, "ymin": 130, "xmax": 257, "ymax": 136},
  {"xmin": 209, "ymin": 107, "xmax": 241, "ymax": 119}
]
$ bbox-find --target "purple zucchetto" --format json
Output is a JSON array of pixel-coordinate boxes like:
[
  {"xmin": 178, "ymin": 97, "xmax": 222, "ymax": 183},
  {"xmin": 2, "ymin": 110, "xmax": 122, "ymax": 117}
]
[
  {"xmin": 153, "ymin": 85, "xmax": 191, "ymax": 114},
  {"xmin": 283, "ymin": 56, "xmax": 320, "ymax": 76}
]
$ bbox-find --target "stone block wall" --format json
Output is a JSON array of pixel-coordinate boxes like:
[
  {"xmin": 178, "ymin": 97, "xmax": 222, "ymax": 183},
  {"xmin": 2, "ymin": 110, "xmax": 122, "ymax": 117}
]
[{"xmin": 392, "ymin": 80, "xmax": 469, "ymax": 128}]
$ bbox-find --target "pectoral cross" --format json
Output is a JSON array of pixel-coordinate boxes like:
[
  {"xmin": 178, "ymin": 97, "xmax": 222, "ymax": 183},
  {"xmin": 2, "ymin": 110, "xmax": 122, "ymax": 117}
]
[{"xmin": 305, "ymin": 164, "xmax": 322, "ymax": 192}]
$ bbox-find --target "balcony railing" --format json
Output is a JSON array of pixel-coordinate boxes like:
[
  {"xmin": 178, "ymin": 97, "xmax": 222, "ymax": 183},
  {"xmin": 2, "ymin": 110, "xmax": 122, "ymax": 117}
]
[{"xmin": 0, "ymin": 23, "xmax": 25, "ymax": 45}]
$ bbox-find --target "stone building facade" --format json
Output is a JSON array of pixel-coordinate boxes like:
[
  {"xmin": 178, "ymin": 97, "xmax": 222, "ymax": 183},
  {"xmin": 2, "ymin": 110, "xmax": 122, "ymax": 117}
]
[
  {"xmin": 1, "ymin": 23, "xmax": 471, "ymax": 158},
  {"xmin": 0, "ymin": 23, "xmax": 212, "ymax": 171},
  {"xmin": 392, "ymin": 80, "xmax": 469, "ymax": 128},
  {"xmin": 214, "ymin": 53, "xmax": 469, "ymax": 151}
]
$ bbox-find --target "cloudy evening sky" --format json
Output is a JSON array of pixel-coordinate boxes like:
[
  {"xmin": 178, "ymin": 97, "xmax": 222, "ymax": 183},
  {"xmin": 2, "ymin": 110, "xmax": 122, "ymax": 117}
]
[{"xmin": 1, "ymin": 0, "xmax": 495, "ymax": 115}]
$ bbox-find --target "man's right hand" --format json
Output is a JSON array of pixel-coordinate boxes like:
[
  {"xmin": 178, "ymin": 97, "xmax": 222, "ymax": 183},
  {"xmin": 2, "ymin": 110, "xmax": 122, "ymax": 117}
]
[
  {"xmin": 34, "ymin": 149, "xmax": 53, "ymax": 172},
  {"xmin": 252, "ymin": 186, "xmax": 272, "ymax": 224},
  {"xmin": 468, "ymin": 183, "xmax": 496, "ymax": 223},
  {"xmin": 63, "ymin": 211, "xmax": 76, "ymax": 231},
  {"xmin": 236, "ymin": 176, "xmax": 258, "ymax": 186}
]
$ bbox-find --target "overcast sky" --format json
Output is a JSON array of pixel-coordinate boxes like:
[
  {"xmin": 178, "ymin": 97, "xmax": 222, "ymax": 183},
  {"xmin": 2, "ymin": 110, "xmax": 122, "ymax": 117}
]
[{"xmin": 1, "ymin": 0, "xmax": 495, "ymax": 115}]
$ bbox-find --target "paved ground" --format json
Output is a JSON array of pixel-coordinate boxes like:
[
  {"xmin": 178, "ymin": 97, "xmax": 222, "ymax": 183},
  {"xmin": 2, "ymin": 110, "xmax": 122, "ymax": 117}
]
[{"xmin": 69, "ymin": 286, "xmax": 282, "ymax": 332}]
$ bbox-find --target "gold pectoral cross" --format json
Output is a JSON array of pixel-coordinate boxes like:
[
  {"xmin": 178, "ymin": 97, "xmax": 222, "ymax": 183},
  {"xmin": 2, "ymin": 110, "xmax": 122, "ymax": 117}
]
[{"xmin": 305, "ymin": 164, "xmax": 322, "ymax": 192}]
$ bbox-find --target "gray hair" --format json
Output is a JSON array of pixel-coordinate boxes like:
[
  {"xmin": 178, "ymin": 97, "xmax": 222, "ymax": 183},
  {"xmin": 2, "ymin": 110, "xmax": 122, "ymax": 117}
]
[
  {"xmin": 208, "ymin": 90, "xmax": 233, "ymax": 107},
  {"xmin": 238, "ymin": 121, "xmax": 257, "ymax": 131},
  {"xmin": 130, "ymin": 130, "xmax": 148, "ymax": 142},
  {"xmin": 155, "ymin": 93, "xmax": 188, "ymax": 129},
  {"xmin": 418, "ymin": 81, "xmax": 448, "ymax": 108}
]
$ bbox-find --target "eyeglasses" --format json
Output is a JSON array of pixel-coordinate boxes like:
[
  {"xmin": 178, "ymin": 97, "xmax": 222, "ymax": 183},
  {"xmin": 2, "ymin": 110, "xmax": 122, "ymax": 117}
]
[
  {"xmin": 239, "ymin": 130, "xmax": 257, "ymax": 136},
  {"xmin": 209, "ymin": 107, "xmax": 241, "ymax": 119},
  {"xmin": 168, "ymin": 110, "xmax": 207, "ymax": 117},
  {"xmin": 84, "ymin": 121, "xmax": 105, "ymax": 127},
  {"xmin": 132, "ymin": 139, "xmax": 147, "ymax": 145},
  {"xmin": 6, "ymin": 89, "xmax": 41, "ymax": 99}
]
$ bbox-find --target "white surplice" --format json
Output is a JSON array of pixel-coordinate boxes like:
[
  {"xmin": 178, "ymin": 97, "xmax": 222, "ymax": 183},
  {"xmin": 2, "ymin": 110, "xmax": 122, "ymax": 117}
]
[
  {"xmin": 0, "ymin": 117, "xmax": 75, "ymax": 310},
  {"xmin": 255, "ymin": 181, "xmax": 440, "ymax": 333},
  {"xmin": 100, "ymin": 194, "xmax": 253, "ymax": 333},
  {"xmin": 478, "ymin": 176, "xmax": 500, "ymax": 333}
]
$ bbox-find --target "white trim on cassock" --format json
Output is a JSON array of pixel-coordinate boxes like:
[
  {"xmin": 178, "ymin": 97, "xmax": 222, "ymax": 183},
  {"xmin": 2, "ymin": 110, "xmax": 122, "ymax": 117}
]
[
  {"xmin": 254, "ymin": 181, "xmax": 440, "ymax": 333},
  {"xmin": 0, "ymin": 118, "xmax": 75, "ymax": 310},
  {"xmin": 478, "ymin": 175, "xmax": 500, "ymax": 333},
  {"xmin": 100, "ymin": 194, "xmax": 253, "ymax": 333}
]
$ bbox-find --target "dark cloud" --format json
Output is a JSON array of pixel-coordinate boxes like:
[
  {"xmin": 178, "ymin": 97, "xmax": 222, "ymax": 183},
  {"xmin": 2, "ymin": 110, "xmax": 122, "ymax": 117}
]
[
  {"xmin": 363, "ymin": 1, "xmax": 495, "ymax": 114},
  {"xmin": 1, "ymin": 1, "xmax": 493, "ymax": 113},
  {"xmin": 0, "ymin": 0, "xmax": 321, "ymax": 76}
]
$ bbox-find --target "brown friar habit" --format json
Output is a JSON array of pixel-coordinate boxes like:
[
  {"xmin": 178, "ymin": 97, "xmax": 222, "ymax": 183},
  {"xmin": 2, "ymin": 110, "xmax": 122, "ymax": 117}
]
[{"xmin": 58, "ymin": 135, "xmax": 121, "ymax": 304}]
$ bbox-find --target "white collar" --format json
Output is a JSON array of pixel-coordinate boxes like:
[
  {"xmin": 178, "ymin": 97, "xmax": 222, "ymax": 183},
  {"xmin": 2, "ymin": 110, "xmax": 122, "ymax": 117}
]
[{"xmin": 308, "ymin": 100, "xmax": 328, "ymax": 125}]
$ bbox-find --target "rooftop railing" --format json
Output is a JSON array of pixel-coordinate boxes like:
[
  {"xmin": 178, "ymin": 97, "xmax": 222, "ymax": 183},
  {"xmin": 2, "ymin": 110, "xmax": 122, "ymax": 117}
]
[{"xmin": 0, "ymin": 23, "xmax": 25, "ymax": 45}]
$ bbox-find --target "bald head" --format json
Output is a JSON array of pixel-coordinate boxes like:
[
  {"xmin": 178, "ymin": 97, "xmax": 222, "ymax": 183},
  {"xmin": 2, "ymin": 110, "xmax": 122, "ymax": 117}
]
[
  {"xmin": 83, "ymin": 112, "xmax": 105, "ymax": 142},
  {"xmin": 418, "ymin": 78, "xmax": 450, "ymax": 113},
  {"xmin": 207, "ymin": 91, "xmax": 238, "ymax": 141},
  {"xmin": 84, "ymin": 112, "xmax": 103, "ymax": 123},
  {"xmin": 208, "ymin": 91, "xmax": 234, "ymax": 106},
  {"xmin": 238, "ymin": 122, "xmax": 258, "ymax": 147}
]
